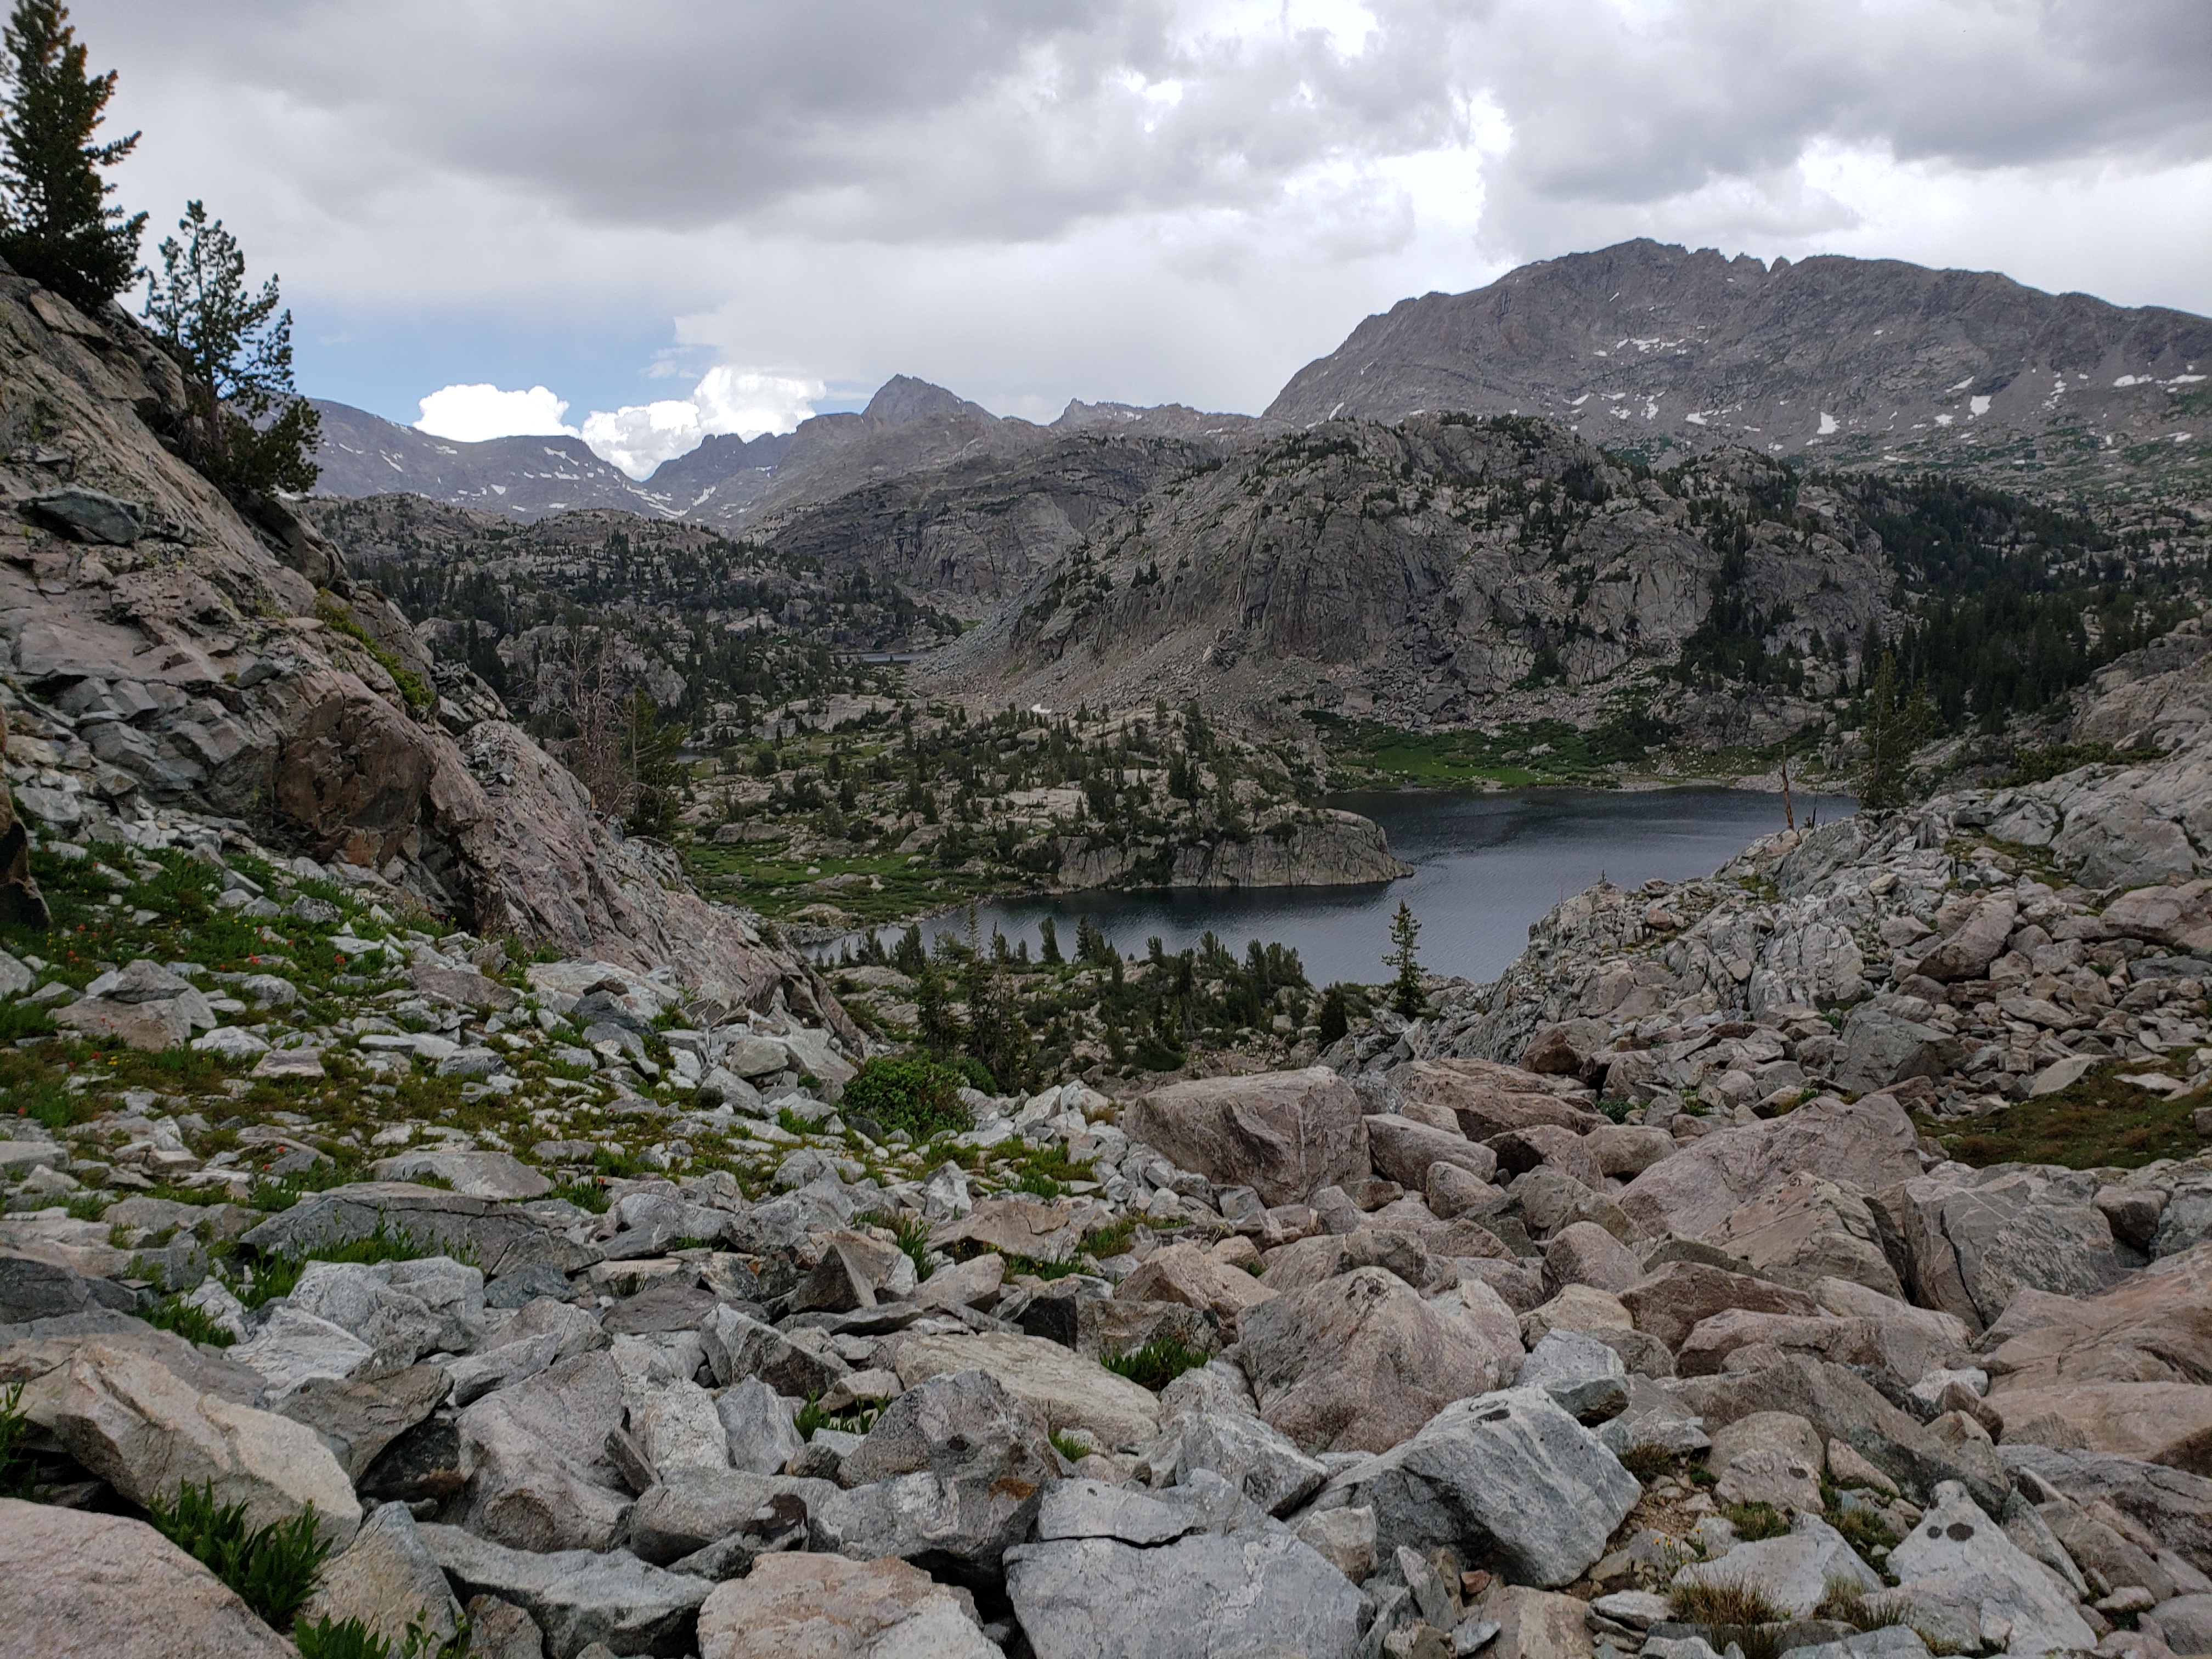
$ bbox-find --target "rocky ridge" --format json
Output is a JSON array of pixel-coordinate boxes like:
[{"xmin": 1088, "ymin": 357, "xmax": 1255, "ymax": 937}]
[
  {"xmin": 0, "ymin": 269, "xmax": 836, "ymax": 1008},
  {"xmin": 1267, "ymin": 239, "xmax": 2212, "ymax": 494}
]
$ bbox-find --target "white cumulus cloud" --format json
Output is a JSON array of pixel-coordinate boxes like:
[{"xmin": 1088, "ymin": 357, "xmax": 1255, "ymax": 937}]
[
  {"xmin": 580, "ymin": 367, "xmax": 825, "ymax": 479},
  {"xmin": 414, "ymin": 382, "xmax": 578, "ymax": 441}
]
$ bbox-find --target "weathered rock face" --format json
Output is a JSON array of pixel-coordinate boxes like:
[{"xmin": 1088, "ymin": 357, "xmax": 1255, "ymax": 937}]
[
  {"xmin": 1891, "ymin": 1166, "xmax": 2137, "ymax": 1332},
  {"xmin": 44, "ymin": 1341, "xmax": 361, "ymax": 1545},
  {"xmin": 1712, "ymin": 1171, "xmax": 1907, "ymax": 1300},
  {"xmin": 0, "ymin": 704, "xmax": 47, "ymax": 927},
  {"xmin": 698, "ymin": 1551, "xmax": 998, "ymax": 1659},
  {"xmin": 1327, "ymin": 1387, "xmax": 1640, "ymax": 1587},
  {"xmin": 1240, "ymin": 1266, "xmax": 1510, "ymax": 1454},
  {"xmin": 0, "ymin": 270, "xmax": 834, "ymax": 1011},
  {"xmin": 1005, "ymin": 1477, "xmax": 1363, "ymax": 1659},
  {"xmin": 1123, "ymin": 1068, "xmax": 1369, "ymax": 1207},
  {"xmin": 1983, "ymin": 1242, "xmax": 2212, "ymax": 1471},
  {"xmin": 1883, "ymin": 1482, "xmax": 2097, "ymax": 1657},
  {"xmin": 1617, "ymin": 1094, "xmax": 1921, "ymax": 1242},
  {"xmin": 943, "ymin": 393, "xmax": 1901, "ymax": 736},
  {"xmin": 0, "ymin": 1498, "xmax": 296, "ymax": 1658}
]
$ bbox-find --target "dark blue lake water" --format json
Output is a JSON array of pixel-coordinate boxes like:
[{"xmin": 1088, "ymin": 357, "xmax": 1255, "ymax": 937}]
[{"xmin": 854, "ymin": 786, "xmax": 1853, "ymax": 987}]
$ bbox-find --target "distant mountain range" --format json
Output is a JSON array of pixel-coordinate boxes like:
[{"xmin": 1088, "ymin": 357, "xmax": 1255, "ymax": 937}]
[
  {"xmin": 308, "ymin": 242, "xmax": 2210, "ymax": 532},
  {"xmin": 308, "ymin": 374, "xmax": 1273, "ymax": 530}
]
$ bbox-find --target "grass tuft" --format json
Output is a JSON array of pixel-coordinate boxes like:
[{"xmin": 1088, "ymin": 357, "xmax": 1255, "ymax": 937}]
[
  {"xmin": 1049, "ymin": 1429, "xmax": 1090, "ymax": 1463},
  {"xmin": 1102, "ymin": 1336, "xmax": 1207, "ymax": 1392},
  {"xmin": 1719, "ymin": 1500, "xmax": 1792, "ymax": 1541},
  {"xmin": 1618, "ymin": 1443, "xmax": 1675, "ymax": 1482},
  {"xmin": 142, "ymin": 1295, "xmax": 236, "ymax": 1348}
]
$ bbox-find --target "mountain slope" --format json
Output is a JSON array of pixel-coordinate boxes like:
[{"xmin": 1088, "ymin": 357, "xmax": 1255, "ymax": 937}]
[
  {"xmin": 308, "ymin": 399, "xmax": 672, "ymax": 520},
  {"xmin": 1266, "ymin": 240, "xmax": 2211, "ymax": 491}
]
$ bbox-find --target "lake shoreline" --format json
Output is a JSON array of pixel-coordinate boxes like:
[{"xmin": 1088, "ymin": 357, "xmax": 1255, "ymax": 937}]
[{"xmin": 816, "ymin": 782, "xmax": 1855, "ymax": 986}]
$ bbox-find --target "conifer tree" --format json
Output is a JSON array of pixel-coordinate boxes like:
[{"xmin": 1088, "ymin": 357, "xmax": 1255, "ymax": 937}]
[
  {"xmin": 1386, "ymin": 901, "xmax": 1426, "ymax": 1019},
  {"xmin": 0, "ymin": 0, "xmax": 143, "ymax": 313},
  {"xmin": 1856, "ymin": 652, "xmax": 1932, "ymax": 811},
  {"xmin": 142, "ymin": 199, "xmax": 321, "ymax": 501}
]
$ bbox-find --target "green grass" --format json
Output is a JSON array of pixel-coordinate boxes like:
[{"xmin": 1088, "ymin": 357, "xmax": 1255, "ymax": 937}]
[
  {"xmin": 1720, "ymin": 1501, "xmax": 1792, "ymax": 1542},
  {"xmin": 146, "ymin": 1480, "xmax": 332, "ymax": 1628},
  {"xmin": 1824, "ymin": 1496, "xmax": 1899, "ymax": 1568},
  {"xmin": 295, "ymin": 1615, "xmax": 471, "ymax": 1659},
  {"xmin": 1049, "ymin": 1429, "xmax": 1090, "ymax": 1463},
  {"xmin": 888, "ymin": 1214, "xmax": 933, "ymax": 1283},
  {"xmin": 1618, "ymin": 1443, "xmax": 1675, "ymax": 1482},
  {"xmin": 1102, "ymin": 1336, "xmax": 1208, "ymax": 1392},
  {"xmin": 239, "ymin": 1217, "xmax": 469, "ymax": 1310},
  {"xmin": 1924, "ymin": 1066, "xmax": 2207, "ymax": 1170},
  {"xmin": 684, "ymin": 841, "xmax": 1007, "ymax": 928},
  {"xmin": 1672, "ymin": 1578, "xmax": 1788, "ymax": 1659},
  {"xmin": 794, "ymin": 1395, "xmax": 879, "ymax": 1441},
  {"xmin": 142, "ymin": 1295, "xmax": 236, "ymax": 1348},
  {"xmin": 318, "ymin": 597, "xmax": 433, "ymax": 709},
  {"xmin": 1078, "ymin": 1220, "xmax": 1137, "ymax": 1260},
  {"xmin": 1815, "ymin": 1579, "xmax": 1907, "ymax": 1630}
]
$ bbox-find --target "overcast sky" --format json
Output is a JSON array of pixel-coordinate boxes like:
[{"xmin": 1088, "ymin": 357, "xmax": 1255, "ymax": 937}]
[{"xmin": 87, "ymin": 0, "xmax": 2212, "ymax": 477}]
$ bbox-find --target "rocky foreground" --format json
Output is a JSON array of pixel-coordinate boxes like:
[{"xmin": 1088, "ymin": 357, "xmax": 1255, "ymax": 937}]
[{"xmin": 1, "ymin": 649, "xmax": 2209, "ymax": 1656}]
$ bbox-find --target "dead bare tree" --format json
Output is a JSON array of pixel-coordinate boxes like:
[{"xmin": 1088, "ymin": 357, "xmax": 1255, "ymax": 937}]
[{"xmin": 554, "ymin": 625, "xmax": 634, "ymax": 818}]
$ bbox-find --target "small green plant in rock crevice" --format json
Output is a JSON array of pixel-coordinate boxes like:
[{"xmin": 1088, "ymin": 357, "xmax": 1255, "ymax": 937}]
[
  {"xmin": 1719, "ymin": 1500, "xmax": 1792, "ymax": 1541},
  {"xmin": 236, "ymin": 1217, "xmax": 468, "ymax": 1310},
  {"xmin": 1101, "ymin": 1336, "xmax": 1207, "ymax": 1392},
  {"xmin": 1049, "ymin": 1429, "xmax": 1091, "ymax": 1463},
  {"xmin": 793, "ymin": 1394, "xmax": 879, "ymax": 1441},
  {"xmin": 146, "ymin": 1479, "xmax": 332, "ymax": 1627},
  {"xmin": 142, "ymin": 1294, "xmax": 235, "ymax": 1348},
  {"xmin": 294, "ymin": 1613, "xmax": 473, "ymax": 1658},
  {"xmin": 0, "ymin": 1382, "xmax": 39, "ymax": 1498}
]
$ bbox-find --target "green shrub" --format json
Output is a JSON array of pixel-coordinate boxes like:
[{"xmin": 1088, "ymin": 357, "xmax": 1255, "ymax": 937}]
[
  {"xmin": 1618, "ymin": 1443, "xmax": 1674, "ymax": 1482},
  {"xmin": 293, "ymin": 1617, "xmax": 390, "ymax": 1659},
  {"xmin": 143, "ymin": 1295, "xmax": 235, "ymax": 1348},
  {"xmin": 1102, "ymin": 1337, "xmax": 1207, "ymax": 1392},
  {"xmin": 146, "ymin": 1480, "xmax": 332, "ymax": 1626},
  {"xmin": 837, "ymin": 1056, "xmax": 973, "ymax": 1141},
  {"xmin": 946, "ymin": 1055, "xmax": 996, "ymax": 1096}
]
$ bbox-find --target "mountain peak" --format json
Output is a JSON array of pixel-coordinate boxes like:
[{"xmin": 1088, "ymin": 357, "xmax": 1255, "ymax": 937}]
[{"xmin": 862, "ymin": 374, "xmax": 994, "ymax": 426}]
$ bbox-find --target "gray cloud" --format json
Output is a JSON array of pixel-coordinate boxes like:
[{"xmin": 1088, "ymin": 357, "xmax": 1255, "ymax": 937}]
[{"xmin": 81, "ymin": 0, "xmax": 2212, "ymax": 425}]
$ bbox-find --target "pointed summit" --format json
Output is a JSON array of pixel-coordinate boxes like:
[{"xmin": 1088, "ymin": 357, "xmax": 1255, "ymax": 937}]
[{"xmin": 862, "ymin": 374, "xmax": 995, "ymax": 426}]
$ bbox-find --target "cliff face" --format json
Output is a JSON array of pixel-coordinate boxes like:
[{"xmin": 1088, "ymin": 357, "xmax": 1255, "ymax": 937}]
[
  {"xmin": 1266, "ymin": 238, "xmax": 2212, "ymax": 492},
  {"xmin": 936, "ymin": 415, "xmax": 1895, "ymax": 731},
  {"xmin": 0, "ymin": 269, "xmax": 828, "ymax": 1013},
  {"xmin": 1052, "ymin": 808, "xmax": 1410, "ymax": 891}
]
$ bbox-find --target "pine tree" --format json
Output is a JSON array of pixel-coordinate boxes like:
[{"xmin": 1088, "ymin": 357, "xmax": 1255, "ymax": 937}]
[
  {"xmin": 142, "ymin": 200, "xmax": 321, "ymax": 501},
  {"xmin": 1386, "ymin": 901, "xmax": 1426, "ymax": 1019},
  {"xmin": 1857, "ymin": 652, "xmax": 1932, "ymax": 811},
  {"xmin": 1317, "ymin": 984, "xmax": 1350, "ymax": 1046},
  {"xmin": 0, "ymin": 0, "xmax": 142, "ymax": 313},
  {"xmin": 1038, "ymin": 916, "xmax": 1063, "ymax": 966}
]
